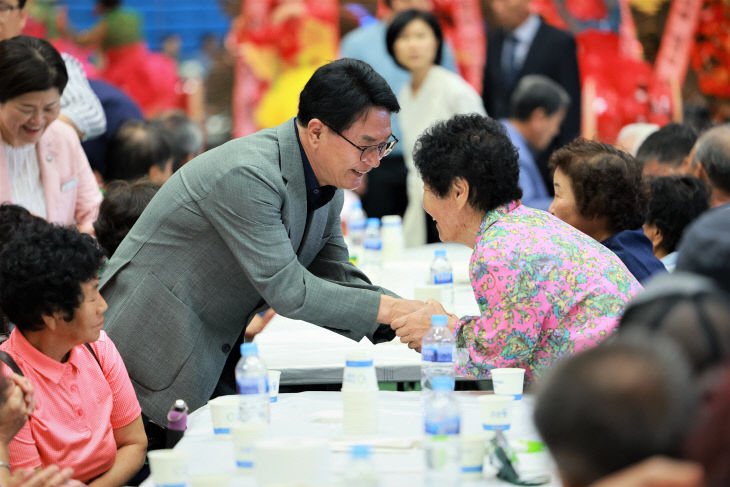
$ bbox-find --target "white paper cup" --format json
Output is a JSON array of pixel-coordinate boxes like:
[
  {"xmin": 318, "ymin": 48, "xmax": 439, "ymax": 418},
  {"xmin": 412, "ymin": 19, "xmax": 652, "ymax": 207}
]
[
  {"xmin": 188, "ymin": 473, "xmax": 231, "ymax": 487},
  {"xmin": 267, "ymin": 370, "xmax": 281, "ymax": 403},
  {"xmin": 208, "ymin": 396, "xmax": 239, "ymax": 436},
  {"xmin": 342, "ymin": 389, "xmax": 378, "ymax": 435},
  {"xmin": 478, "ymin": 394, "xmax": 514, "ymax": 431},
  {"xmin": 342, "ymin": 351, "xmax": 377, "ymax": 391},
  {"xmin": 460, "ymin": 433, "xmax": 486, "ymax": 480},
  {"xmin": 147, "ymin": 449, "xmax": 188, "ymax": 487},
  {"xmin": 491, "ymin": 368, "xmax": 526, "ymax": 400},
  {"xmin": 232, "ymin": 421, "xmax": 267, "ymax": 474}
]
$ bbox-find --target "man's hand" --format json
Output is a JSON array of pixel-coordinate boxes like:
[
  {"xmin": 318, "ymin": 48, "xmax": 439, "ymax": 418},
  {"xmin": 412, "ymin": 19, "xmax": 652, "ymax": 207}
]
[
  {"xmin": 376, "ymin": 295, "xmax": 427, "ymax": 324},
  {"xmin": 390, "ymin": 299, "xmax": 457, "ymax": 352},
  {"xmin": 245, "ymin": 308, "xmax": 276, "ymax": 341}
]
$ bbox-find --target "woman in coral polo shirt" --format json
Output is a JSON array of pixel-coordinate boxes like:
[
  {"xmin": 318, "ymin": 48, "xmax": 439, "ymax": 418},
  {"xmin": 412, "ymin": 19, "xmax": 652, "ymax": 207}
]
[{"xmin": 0, "ymin": 221, "xmax": 145, "ymax": 486}]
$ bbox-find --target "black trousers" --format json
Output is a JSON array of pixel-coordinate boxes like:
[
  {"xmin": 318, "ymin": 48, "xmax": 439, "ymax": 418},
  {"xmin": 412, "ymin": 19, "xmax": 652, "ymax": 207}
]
[{"xmin": 361, "ymin": 154, "xmax": 408, "ymax": 219}]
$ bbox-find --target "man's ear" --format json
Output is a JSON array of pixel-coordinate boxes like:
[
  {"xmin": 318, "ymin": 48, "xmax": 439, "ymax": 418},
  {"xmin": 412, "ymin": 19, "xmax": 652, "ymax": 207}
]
[{"xmin": 306, "ymin": 118, "xmax": 325, "ymax": 149}]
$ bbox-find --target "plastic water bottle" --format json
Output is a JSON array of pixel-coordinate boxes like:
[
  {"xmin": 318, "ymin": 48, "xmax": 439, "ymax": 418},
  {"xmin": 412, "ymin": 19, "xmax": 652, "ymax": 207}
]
[
  {"xmin": 361, "ymin": 218, "xmax": 383, "ymax": 274},
  {"xmin": 421, "ymin": 315, "xmax": 456, "ymax": 394},
  {"xmin": 429, "ymin": 249, "xmax": 454, "ymax": 311},
  {"xmin": 424, "ymin": 376, "xmax": 461, "ymax": 487},
  {"xmin": 346, "ymin": 201, "xmax": 367, "ymax": 247},
  {"xmin": 342, "ymin": 445, "xmax": 380, "ymax": 487},
  {"xmin": 235, "ymin": 343, "xmax": 269, "ymax": 424}
]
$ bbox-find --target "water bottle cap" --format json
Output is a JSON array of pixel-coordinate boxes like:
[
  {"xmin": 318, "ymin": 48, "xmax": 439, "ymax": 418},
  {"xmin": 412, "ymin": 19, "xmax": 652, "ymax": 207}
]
[
  {"xmin": 434, "ymin": 249, "xmax": 447, "ymax": 258},
  {"xmin": 431, "ymin": 314, "xmax": 448, "ymax": 327},
  {"xmin": 241, "ymin": 342, "xmax": 259, "ymax": 356},
  {"xmin": 350, "ymin": 444, "xmax": 372, "ymax": 459},
  {"xmin": 432, "ymin": 376, "xmax": 455, "ymax": 390},
  {"xmin": 366, "ymin": 217, "xmax": 380, "ymax": 228}
]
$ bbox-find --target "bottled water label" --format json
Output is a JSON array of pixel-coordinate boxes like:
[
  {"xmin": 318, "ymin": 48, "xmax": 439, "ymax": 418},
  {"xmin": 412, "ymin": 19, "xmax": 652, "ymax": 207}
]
[
  {"xmin": 425, "ymin": 416, "xmax": 460, "ymax": 435},
  {"xmin": 423, "ymin": 345, "xmax": 454, "ymax": 363},
  {"xmin": 237, "ymin": 376, "xmax": 269, "ymax": 395},
  {"xmin": 363, "ymin": 239, "xmax": 382, "ymax": 250},
  {"xmin": 432, "ymin": 271, "xmax": 453, "ymax": 285}
]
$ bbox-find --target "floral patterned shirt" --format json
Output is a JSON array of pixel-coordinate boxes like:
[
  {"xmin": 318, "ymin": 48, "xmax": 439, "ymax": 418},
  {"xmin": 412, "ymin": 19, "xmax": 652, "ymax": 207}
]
[{"xmin": 455, "ymin": 201, "xmax": 641, "ymax": 381}]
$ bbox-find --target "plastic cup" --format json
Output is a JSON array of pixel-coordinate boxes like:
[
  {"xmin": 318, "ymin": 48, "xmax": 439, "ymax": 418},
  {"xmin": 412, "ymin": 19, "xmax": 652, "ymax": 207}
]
[
  {"xmin": 147, "ymin": 449, "xmax": 188, "ymax": 487},
  {"xmin": 341, "ymin": 351, "xmax": 377, "ymax": 391},
  {"xmin": 342, "ymin": 389, "xmax": 378, "ymax": 435},
  {"xmin": 413, "ymin": 285, "xmax": 444, "ymax": 302},
  {"xmin": 268, "ymin": 370, "xmax": 281, "ymax": 403},
  {"xmin": 460, "ymin": 433, "xmax": 486, "ymax": 480},
  {"xmin": 232, "ymin": 421, "xmax": 267, "ymax": 474},
  {"xmin": 208, "ymin": 396, "xmax": 239, "ymax": 437},
  {"xmin": 478, "ymin": 395, "xmax": 514, "ymax": 431},
  {"xmin": 188, "ymin": 473, "xmax": 231, "ymax": 487},
  {"xmin": 491, "ymin": 368, "xmax": 526, "ymax": 400}
]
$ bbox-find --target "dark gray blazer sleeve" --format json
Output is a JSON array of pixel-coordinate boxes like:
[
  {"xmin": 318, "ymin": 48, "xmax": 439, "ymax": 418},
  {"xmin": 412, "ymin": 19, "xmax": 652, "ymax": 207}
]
[{"xmin": 197, "ymin": 162, "xmax": 388, "ymax": 342}]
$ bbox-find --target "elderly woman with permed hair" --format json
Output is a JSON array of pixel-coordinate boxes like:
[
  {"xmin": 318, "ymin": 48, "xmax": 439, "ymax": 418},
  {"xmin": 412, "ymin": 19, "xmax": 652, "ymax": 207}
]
[
  {"xmin": 392, "ymin": 114, "xmax": 640, "ymax": 381},
  {"xmin": 0, "ymin": 222, "xmax": 145, "ymax": 486},
  {"xmin": 548, "ymin": 138, "xmax": 666, "ymax": 283}
]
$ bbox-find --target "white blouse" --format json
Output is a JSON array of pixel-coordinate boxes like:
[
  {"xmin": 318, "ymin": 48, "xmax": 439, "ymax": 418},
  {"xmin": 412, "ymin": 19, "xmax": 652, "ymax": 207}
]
[
  {"xmin": 3, "ymin": 142, "xmax": 48, "ymax": 219},
  {"xmin": 398, "ymin": 65, "xmax": 486, "ymax": 247}
]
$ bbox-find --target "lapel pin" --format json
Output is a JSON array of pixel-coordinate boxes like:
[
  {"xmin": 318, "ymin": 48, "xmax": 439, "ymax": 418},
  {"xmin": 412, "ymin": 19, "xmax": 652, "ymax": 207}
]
[{"xmin": 46, "ymin": 154, "xmax": 53, "ymax": 162}]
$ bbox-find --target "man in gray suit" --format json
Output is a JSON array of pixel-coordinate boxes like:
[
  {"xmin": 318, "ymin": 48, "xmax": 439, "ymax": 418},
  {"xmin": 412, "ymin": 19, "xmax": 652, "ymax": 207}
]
[{"xmin": 100, "ymin": 59, "xmax": 423, "ymax": 426}]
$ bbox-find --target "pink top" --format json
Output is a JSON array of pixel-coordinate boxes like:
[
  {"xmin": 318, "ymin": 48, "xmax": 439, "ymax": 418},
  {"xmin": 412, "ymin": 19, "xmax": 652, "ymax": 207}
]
[
  {"xmin": 455, "ymin": 201, "xmax": 641, "ymax": 381},
  {"xmin": 0, "ymin": 120, "xmax": 102, "ymax": 229},
  {"xmin": 1, "ymin": 330, "xmax": 141, "ymax": 482}
]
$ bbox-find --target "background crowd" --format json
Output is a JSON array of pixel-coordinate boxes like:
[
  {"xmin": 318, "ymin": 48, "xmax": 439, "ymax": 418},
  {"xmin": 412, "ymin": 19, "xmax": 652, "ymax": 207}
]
[{"xmin": 1, "ymin": 0, "xmax": 730, "ymax": 486}]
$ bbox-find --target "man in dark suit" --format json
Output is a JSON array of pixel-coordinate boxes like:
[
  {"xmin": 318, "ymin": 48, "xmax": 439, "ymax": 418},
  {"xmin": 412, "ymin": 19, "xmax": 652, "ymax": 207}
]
[{"xmin": 482, "ymin": 0, "xmax": 581, "ymax": 189}]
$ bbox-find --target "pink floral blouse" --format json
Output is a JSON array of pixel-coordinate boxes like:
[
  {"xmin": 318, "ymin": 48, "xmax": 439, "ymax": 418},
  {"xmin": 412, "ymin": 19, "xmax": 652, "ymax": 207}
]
[{"xmin": 455, "ymin": 201, "xmax": 641, "ymax": 381}]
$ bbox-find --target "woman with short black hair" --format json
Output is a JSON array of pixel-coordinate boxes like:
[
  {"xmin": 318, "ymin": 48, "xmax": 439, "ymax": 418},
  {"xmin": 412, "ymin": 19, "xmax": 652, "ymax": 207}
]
[{"xmin": 0, "ymin": 36, "xmax": 101, "ymax": 234}]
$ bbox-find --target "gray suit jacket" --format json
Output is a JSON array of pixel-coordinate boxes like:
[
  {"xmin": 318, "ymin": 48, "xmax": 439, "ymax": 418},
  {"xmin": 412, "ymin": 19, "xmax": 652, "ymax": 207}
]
[{"xmin": 101, "ymin": 119, "xmax": 393, "ymax": 424}]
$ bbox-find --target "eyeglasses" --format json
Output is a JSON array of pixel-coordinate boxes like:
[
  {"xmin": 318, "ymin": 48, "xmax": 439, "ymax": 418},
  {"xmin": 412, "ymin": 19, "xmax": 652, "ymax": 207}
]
[
  {"xmin": 323, "ymin": 122, "xmax": 398, "ymax": 162},
  {"xmin": 0, "ymin": 3, "xmax": 20, "ymax": 14}
]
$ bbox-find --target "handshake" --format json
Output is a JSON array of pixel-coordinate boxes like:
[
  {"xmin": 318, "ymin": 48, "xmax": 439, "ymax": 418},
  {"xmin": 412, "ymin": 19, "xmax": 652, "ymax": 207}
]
[{"xmin": 379, "ymin": 296, "xmax": 458, "ymax": 352}]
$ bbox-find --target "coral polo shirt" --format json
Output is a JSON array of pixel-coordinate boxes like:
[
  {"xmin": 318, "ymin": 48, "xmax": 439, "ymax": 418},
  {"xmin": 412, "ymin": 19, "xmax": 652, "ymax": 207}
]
[{"xmin": 1, "ymin": 330, "xmax": 141, "ymax": 482}]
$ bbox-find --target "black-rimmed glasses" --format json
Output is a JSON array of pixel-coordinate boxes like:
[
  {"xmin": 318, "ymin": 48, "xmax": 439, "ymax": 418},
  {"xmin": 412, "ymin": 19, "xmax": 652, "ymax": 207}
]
[{"xmin": 324, "ymin": 122, "xmax": 398, "ymax": 162}]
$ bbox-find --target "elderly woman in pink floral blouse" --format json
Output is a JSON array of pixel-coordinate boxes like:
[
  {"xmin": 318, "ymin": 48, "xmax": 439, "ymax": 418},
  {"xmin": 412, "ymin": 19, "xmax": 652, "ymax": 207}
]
[{"xmin": 392, "ymin": 114, "xmax": 641, "ymax": 381}]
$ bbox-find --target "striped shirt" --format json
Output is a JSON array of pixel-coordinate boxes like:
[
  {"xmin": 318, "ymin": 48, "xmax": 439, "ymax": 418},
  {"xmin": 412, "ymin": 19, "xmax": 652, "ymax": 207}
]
[{"xmin": 60, "ymin": 53, "xmax": 107, "ymax": 141}]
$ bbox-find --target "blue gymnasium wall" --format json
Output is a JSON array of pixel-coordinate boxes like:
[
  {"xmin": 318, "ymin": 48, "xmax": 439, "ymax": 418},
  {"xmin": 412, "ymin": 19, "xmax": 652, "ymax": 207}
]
[{"xmin": 60, "ymin": 0, "xmax": 231, "ymax": 58}]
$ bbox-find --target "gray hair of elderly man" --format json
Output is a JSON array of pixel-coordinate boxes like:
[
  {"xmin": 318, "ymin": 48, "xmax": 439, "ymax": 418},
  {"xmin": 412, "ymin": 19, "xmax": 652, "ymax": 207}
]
[
  {"xmin": 615, "ymin": 123, "xmax": 659, "ymax": 156},
  {"xmin": 533, "ymin": 333, "xmax": 698, "ymax": 487}
]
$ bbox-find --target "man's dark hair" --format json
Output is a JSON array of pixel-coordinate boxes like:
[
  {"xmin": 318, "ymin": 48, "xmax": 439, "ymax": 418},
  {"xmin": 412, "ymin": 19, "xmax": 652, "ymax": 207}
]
[
  {"xmin": 93, "ymin": 179, "xmax": 161, "ymax": 258},
  {"xmin": 692, "ymin": 124, "xmax": 730, "ymax": 194},
  {"xmin": 549, "ymin": 138, "xmax": 647, "ymax": 234},
  {"xmin": 104, "ymin": 119, "xmax": 173, "ymax": 182},
  {"xmin": 18, "ymin": 0, "xmax": 27, "ymax": 8},
  {"xmin": 619, "ymin": 272, "xmax": 730, "ymax": 376},
  {"xmin": 509, "ymin": 75, "xmax": 570, "ymax": 121},
  {"xmin": 646, "ymin": 176, "xmax": 709, "ymax": 254},
  {"xmin": 0, "ymin": 36, "xmax": 68, "ymax": 103},
  {"xmin": 153, "ymin": 112, "xmax": 204, "ymax": 171},
  {"xmin": 0, "ymin": 225, "xmax": 105, "ymax": 332},
  {"xmin": 97, "ymin": 0, "xmax": 121, "ymax": 9},
  {"xmin": 534, "ymin": 335, "xmax": 697, "ymax": 487},
  {"xmin": 297, "ymin": 58, "xmax": 399, "ymax": 133},
  {"xmin": 636, "ymin": 123, "xmax": 697, "ymax": 167},
  {"xmin": 386, "ymin": 9, "xmax": 443, "ymax": 70},
  {"xmin": 413, "ymin": 114, "xmax": 522, "ymax": 213},
  {"xmin": 676, "ymin": 204, "xmax": 730, "ymax": 295}
]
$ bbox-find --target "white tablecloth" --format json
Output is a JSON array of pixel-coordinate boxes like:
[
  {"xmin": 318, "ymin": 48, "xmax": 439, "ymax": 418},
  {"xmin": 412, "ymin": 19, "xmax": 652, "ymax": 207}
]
[
  {"xmin": 256, "ymin": 244, "xmax": 480, "ymax": 385},
  {"xmin": 142, "ymin": 391, "xmax": 558, "ymax": 487}
]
